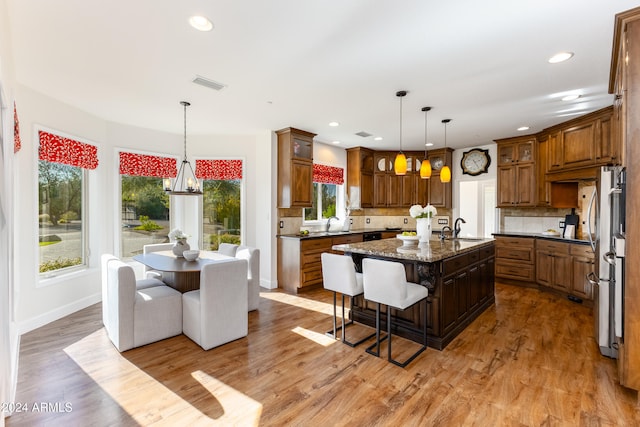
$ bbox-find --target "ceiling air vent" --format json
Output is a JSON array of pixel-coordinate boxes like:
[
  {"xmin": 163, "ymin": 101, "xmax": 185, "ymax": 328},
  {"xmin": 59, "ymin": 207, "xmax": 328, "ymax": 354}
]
[
  {"xmin": 192, "ymin": 75, "xmax": 227, "ymax": 91},
  {"xmin": 355, "ymin": 131, "xmax": 372, "ymax": 138}
]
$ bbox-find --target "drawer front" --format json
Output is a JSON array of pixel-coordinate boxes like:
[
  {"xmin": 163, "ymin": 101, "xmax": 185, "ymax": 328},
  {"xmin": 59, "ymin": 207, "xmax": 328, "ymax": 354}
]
[
  {"xmin": 301, "ymin": 250, "xmax": 324, "ymax": 268},
  {"xmin": 495, "ymin": 246, "xmax": 534, "ymax": 263},
  {"xmin": 536, "ymin": 239, "xmax": 569, "ymax": 254},
  {"xmin": 468, "ymin": 249, "xmax": 480, "ymax": 263},
  {"xmin": 301, "ymin": 237, "xmax": 332, "ymax": 252},
  {"xmin": 495, "ymin": 236, "xmax": 535, "ymax": 249},
  {"xmin": 496, "ymin": 261, "xmax": 535, "ymax": 281},
  {"xmin": 443, "ymin": 253, "xmax": 470, "ymax": 276},
  {"xmin": 301, "ymin": 267, "xmax": 324, "ymax": 287},
  {"xmin": 332, "ymin": 234, "xmax": 363, "ymax": 245},
  {"xmin": 570, "ymin": 243, "xmax": 594, "ymax": 258},
  {"xmin": 481, "ymin": 245, "xmax": 495, "ymax": 259}
]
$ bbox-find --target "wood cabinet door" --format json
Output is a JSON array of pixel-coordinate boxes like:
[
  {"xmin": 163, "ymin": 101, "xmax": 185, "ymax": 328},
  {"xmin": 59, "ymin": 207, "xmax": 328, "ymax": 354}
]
[
  {"xmin": 498, "ymin": 143, "xmax": 516, "ymax": 165},
  {"xmin": 291, "ymin": 160, "xmax": 313, "ymax": 207},
  {"xmin": 537, "ymin": 137, "xmax": 550, "ymax": 206},
  {"xmin": 516, "ymin": 140, "xmax": 534, "ymax": 163},
  {"xmin": 360, "ymin": 172, "xmax": 373, "ymax": 207},
  {"xmin": 414, "ymin": 175, "xmax": 429, "ymax": 206},
  {"xmin": 536, "ymin": 251, "xmax": 552, "ymax": 286},
  {"xmin": 400, "ymin": 174, "xmax": 414, "ymax": 207},
  {"xmin": 441, "ymin": 276, "xmax": 457, "ymax": 334},
  {"xmin": 456, "ymin": 271, "xmax": 469, "ymax": 320},
  {"xmin": 386, "ymin": 174, "xmax": 401, "ymax": 207},
  {"xmin": 595, "ymin": 114, "xmax": 617, "ymax": 165},
  {"xmin": 571, "ymin": 256, "xmax": 594, "ymax": 300},
  {"xmin": 497, "ymin": 166, "xmax": 516, "ymax": 206},
  {"xmin": 548, "ymin": 132, "xmax": 563, "ymax": 171},
  {"xmin": 429, "ymin": 176, "xmax": 450, "ymax": 208},
  {"xmin": 562, "ymin": 122, "xmax": 596, "ymax": 169},
  {"xmin": 468, "ymin": 264, "xmax": 481, "ymax": 312},
  {"xmin": 373, "ymin": 173, "xmax": 387, "ymax": 206},
  {"xmin": 551, "ymin": 254, "xmax": 572, "ymax": 291},
  {"xmin": 516, "ymin": 163, "xmax": 536, "ymax": 206}
]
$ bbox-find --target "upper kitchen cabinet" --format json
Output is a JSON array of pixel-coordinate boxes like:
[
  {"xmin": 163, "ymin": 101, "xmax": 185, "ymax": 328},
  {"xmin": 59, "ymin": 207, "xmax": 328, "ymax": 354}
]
[
  {"xmin": 545, "ymin": 106, "xmax": 617, "ymax": 179},
  {"xmin": 346, "ymin": 147, "xmax": 374, "ymax": 208},
  {"xmin": 427, "ymin": 148, "xmax": 453, "ymax": 208},
  {"xmin": 277, "ymin": 127, "xmax": 315, "ymax": 208},
  {"xmin": 495, "ymin": 136, "xmax": 536, "ymax": 207}
]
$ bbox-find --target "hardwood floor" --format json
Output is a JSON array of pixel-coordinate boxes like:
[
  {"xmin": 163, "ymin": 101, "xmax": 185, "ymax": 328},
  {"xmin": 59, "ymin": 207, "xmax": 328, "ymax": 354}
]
[{"xmin": 6, "ymin": 283, "xmax": 640, "ymax": 426}]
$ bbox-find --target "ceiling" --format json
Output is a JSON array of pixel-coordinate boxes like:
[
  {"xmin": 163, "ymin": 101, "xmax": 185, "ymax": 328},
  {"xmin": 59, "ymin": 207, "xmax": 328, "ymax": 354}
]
[{"xmin": 6, "ymin": 0, "xmax": 639, "ymax": 152}]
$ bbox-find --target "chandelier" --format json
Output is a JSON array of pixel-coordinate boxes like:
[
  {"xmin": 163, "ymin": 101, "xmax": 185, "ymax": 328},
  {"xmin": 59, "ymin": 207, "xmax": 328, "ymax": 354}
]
[{"xmin": 164, "ymin": 101, "xmax": 202, "ymax": 195}]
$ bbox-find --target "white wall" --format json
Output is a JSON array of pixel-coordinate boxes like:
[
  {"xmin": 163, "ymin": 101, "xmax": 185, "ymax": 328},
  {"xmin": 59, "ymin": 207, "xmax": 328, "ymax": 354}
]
[
  {"xmin": 12, "ymin": 85, "xmax": 277, "ymax": 330},
  {"xmin": 1, "ymin": 0, "xmax": 20, "ymax": 418}
]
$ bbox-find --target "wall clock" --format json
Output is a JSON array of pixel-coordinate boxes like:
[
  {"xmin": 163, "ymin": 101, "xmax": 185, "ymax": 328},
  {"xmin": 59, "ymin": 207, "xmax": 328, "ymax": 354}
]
[{"xmin": 460, "ymin": 148, "xmax": 491, "ymax": 176}]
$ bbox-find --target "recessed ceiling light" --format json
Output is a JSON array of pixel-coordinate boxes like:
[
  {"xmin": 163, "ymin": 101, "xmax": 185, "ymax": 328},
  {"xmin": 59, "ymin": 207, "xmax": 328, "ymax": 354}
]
[
  {"xmin": 561, "ymin": 94, "xmax": 581, "ymax": 101},
  {"xmin": 517, "ymin": 126, "xmax": 530, "ymax": 131},
  {"xmin": 332, "ymin": 140, "xmax": 340, "ymax": 145},
  {"xmin": 425, "ymin": 143, "xmax": 434, "ymax": 147},
  {"xmin": 548, "ymin": 52, "xmax": 574, "ymax": 64},
  {"xmin": 189, "ymin": 15, "xmax": 213, "ymax": 31},
  {"xmin": 374, "ymin": 137, "xmax": 383, "ymax": 141},
  {"xmin": 329, "ymin": 122, "xmax": 339, "ymax": 127}
]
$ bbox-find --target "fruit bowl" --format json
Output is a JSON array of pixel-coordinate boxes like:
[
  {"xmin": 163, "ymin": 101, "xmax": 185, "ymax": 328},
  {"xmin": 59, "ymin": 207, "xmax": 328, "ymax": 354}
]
[{"xmin": 396, "ymin": 234, "xmax": 420, "ymax": 246}]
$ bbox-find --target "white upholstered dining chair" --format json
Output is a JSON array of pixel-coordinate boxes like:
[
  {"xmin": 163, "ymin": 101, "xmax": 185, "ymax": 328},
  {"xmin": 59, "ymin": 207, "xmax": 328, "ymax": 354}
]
[
  {"xmin": 182, "ymin": 258, "xmax": 248, "ymax": 350},
  {"xmin": 143, "ymin": 243, "xmax": 174, "ymax": 279},
  {"xmin": 236, "ymin": 246, "xmax": 260, "ymax": 311},
  {"xmin": 103, "ymin": 257, "xmax": 183, "ymax": 352},
  {"xmin": 217, "ymin": 243, "xmax": 239, "ymax": 257}
]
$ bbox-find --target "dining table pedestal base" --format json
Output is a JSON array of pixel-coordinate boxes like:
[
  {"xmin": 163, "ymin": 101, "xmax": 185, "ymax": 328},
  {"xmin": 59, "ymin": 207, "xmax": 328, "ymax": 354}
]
[{"xmin": 162, "ymin": 271, "xmax": 200, "ymax": 293}]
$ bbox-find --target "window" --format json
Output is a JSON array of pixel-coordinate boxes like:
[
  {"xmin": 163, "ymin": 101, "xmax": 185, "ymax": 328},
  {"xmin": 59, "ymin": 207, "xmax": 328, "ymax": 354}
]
[
  {"xmin": 197, "ymin": 159, "xmax": 243, "ymax": 251},
  {"xmin": 38, "ymin": 161, "xmax": 86, "ymax": 274},
  {"xmin": 303, "ymin": 163, "xmax": 344, "ymax": 223},
  {"xmin": 119, "ymin": 151, "xmax": 176, "ymax": 258},
  {"xmin": 37, "ymin": 130, "xmax": 97, "ymax": 276},
  {"xmin": 304, "ymin": 182, "xmax": 337, "ymax": 221},
  {"xmin": 202, "ymin": 179, "xmax": 242, "ymax": 250},
  {"xmin": 120, "ymin": 176, "xmax": 171, "ymax": 257}
]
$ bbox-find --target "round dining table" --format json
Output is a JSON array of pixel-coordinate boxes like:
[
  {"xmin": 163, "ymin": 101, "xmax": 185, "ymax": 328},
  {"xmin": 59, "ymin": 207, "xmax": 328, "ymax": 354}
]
[{"xmin": 133, "ymin": 250, "xmax": 234, "ymax": 292}]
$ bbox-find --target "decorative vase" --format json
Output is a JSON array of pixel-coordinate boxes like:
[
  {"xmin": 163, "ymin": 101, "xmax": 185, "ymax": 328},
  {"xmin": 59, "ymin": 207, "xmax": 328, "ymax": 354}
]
[
  {"xmin": 416, "ymin": 218, "xmax": 432, "ymax": 243},
  {"xmin": 172, "ymin": 238, "xmax": 190, "ymax": 257}
]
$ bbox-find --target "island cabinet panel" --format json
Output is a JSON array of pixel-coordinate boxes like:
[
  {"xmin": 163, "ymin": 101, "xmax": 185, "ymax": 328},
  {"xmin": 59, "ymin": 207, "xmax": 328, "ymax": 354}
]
[{"xmin": 346, "ymin": 241, "xmax": 495, "ymax": 350}]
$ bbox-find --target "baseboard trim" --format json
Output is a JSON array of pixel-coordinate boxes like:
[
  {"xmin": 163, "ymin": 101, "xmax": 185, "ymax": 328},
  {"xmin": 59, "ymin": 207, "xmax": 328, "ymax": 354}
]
[
  {"xmin": 260, "ymin": 278, "xmax": 277, "ymax": 290},
  {"xmin": 17, "ymin": 293, "xmax": 101, "ymax": 335}
]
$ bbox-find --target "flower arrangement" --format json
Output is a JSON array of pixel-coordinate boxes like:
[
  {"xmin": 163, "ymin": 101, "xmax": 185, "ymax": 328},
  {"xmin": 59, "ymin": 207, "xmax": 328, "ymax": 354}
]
[
  {"xmin": 168, "ymin": 228, "xmax": 189, "ymax": 241},
  {"xmin": 409, "ymin": 204, "xmax": 437, "ymax": 219}
]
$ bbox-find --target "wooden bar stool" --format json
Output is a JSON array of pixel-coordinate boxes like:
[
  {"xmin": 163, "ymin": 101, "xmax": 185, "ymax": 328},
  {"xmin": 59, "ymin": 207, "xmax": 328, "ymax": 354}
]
[
  {"xmin": 362, "ymin": 258, "xmax": 429, "ymax": 367},
  {"xmin": 321, "ymin": 253, "xmax": 376, "ymax": 347}
]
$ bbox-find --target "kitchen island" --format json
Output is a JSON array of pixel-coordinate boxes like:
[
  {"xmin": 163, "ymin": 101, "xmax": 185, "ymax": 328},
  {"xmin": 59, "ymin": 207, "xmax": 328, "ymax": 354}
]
[{"xmin": 333, "ymin": 236, "xmax": 495, "ymax": 350}]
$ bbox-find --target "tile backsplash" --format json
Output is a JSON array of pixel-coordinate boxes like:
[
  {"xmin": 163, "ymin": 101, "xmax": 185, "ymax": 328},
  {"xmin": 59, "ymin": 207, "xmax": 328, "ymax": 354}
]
[{"xmin": 503, "ymin": 216, "xmax": 565, "ymax": 234}]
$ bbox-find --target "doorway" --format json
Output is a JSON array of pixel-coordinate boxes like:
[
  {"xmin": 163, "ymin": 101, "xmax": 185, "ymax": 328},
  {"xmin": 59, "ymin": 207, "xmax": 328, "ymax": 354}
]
[{"xmin": 458, "ymin": 180, "xmax": 496, "ymax": 238}]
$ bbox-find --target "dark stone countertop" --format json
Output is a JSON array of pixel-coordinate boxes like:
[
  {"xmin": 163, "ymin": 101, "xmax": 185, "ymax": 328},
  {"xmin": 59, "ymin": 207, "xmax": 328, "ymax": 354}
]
[
  {"xmin": 492, "ymin": 231, "xmax": 591, "ymax": 245},
  {"xmin": 332, "ymin": 236, "xmax": 495, "ymax": 263}
]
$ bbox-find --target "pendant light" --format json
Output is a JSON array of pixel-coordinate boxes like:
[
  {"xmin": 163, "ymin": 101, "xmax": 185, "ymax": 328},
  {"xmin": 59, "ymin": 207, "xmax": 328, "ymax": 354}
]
[
  {"xmin": 420, "ymin": 106, "xmax": 432, "ymax": 179},
  {"xmin": 165, "ymin": 101, "xmax": 202, "ymax": 195},
  {"xmin": 440, "ymin": 119, "xmax": 452, "ymax": 183},
  {"xmin": 394, "ymin": 90, "xmax": 408, "ymax": 175}
]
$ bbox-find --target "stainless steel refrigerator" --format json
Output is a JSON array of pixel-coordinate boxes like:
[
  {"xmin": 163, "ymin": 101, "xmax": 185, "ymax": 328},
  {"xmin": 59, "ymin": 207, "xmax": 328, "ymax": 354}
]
[{"xmin": 587, "ymin": 166, "xmax": 626, "ymax": 358}]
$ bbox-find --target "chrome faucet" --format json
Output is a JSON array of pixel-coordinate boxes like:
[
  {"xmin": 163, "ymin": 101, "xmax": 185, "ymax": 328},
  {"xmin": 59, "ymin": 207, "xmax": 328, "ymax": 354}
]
[
  {"xmin": 440, "ymin": 226, "xmax": 452, "ymax": 241},
  {"xmin": 454, "ymin": 217, "xmax": 466, "ymax": 238},
  {"xmin": 326, "ymin": 216, "xmax": 340, "ymax": 232}
]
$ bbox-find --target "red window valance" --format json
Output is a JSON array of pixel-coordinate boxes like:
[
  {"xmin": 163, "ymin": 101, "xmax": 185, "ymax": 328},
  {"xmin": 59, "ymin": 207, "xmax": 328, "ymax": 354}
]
[
  {"xmin": 313, "ymin": 164, "xmax": 344, "ymax": 185},
  {"xmin": 14, "ymin": 102, "xmax": 21, "ymax": 153},
  {"xmin": 38, "ymin": 130, "xmax": 98, "ymax": 169},
  {"xmin": 119, "ymin": 152, "xmax": 177, "ymax": 177},
  {"xmin": 195, "ymin": 159, "xmax": 243, "ymax": 180}
]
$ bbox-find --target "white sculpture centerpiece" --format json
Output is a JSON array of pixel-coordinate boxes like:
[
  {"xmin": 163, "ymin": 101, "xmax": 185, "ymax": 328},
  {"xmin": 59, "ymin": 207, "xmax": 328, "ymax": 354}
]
[
  {"xmin": 410, "ymin": 204, "xmax": 437, "ymax": 243},
  {"xmin": 168, "ymin": 228, "xmax": 190, "ymax": 257}
]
